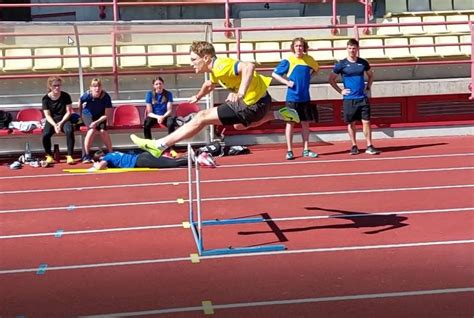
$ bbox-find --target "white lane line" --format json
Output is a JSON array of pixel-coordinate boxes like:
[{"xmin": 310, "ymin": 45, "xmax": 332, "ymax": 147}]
[
  {"xmin": 0, "ymin": 180, "xmax": 185, "ymax": 195},
  {"xmin": 223, "ymin": 152, "xmax": 474, "ymax": 169},
  {"xmin": 79, "ymin": 287, "xmax": 474, "ymax": 317},
  {"xmin": 1, "ymin": 152, "xmax": 473, "ymax": 180},
  {"xmin": 1, "ymin": 184, "xmax": 473, "ymax": 215},
  {"xmin": 1, "ymin": 207, "xmax": 473, "ymax": 240},
  {"xmin": 1, "ymin": 239, "xmax": 473, "ymax": 275},
  {"xmin": 0, "ymin": 223, "xmax": 183, "ymax": 239},
  {"xmin": 2, "ymin": 166, "xmax": 474, "ymax": 195}
]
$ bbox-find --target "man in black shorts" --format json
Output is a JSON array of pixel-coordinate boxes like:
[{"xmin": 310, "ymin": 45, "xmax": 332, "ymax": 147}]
[
  {"xmin": 329, "ymin": 38, "xmax": 380, "ymax": 155},
  {"xmin": 272, "ymin": 37, "xmax": 320, "ymax": 160}
]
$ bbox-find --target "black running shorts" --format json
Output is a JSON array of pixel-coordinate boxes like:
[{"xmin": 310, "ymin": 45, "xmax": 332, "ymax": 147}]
[
  {"xmin": 217, "ymin": 93, "xmax": 272, "ymax": 127},
  {"xmin": 343, "ymin": 97, "xmax": 371, "ymax": 123},
  {"xmin": 286, "ymin": 101, "xmax": 318, "ymax": 122}
]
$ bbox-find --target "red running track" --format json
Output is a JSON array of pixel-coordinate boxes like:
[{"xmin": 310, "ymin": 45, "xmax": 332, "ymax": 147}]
[{"xmin": 0, "ymin": 136, "xmax": 473, "ymax": 317}]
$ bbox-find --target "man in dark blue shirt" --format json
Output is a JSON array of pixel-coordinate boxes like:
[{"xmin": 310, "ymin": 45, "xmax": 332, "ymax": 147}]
[{"xmin": 329, "ymin": 38, "xmax": 380, "ymax": 155}]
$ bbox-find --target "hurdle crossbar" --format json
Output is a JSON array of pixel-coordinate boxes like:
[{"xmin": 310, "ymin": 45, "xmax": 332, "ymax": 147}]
[{"xmin": 187, "ymin": 144, "xmax": 286, "ymax": 256}]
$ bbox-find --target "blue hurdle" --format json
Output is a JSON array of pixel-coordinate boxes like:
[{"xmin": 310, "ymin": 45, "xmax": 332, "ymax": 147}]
[{"xmin": 187, "ymin": 144, "xmax": 286, "ymax": 256}]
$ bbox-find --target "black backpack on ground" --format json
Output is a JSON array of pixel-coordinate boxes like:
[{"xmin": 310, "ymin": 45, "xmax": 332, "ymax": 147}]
[
  {"xmin": 0, "ymin": 110, "xmax": 13, "ymax": 130},
  {"xmin": 197, "ymin": 141, "xmax": 251, "ymax": 157},
  {"xmin": 197, "ymin": 141, "xmax": 224, "ymax": 157}
]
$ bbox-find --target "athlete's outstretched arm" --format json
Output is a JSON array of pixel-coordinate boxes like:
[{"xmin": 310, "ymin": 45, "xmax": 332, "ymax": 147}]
[{"xmin": 189, "ymin": 80, "xmax": 215, "ymax": 103}]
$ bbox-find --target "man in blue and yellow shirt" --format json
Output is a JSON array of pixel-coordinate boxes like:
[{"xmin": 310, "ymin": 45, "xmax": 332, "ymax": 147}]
[
  {"xmin": 131, "ymin": 41, "xmax": 300, "ymax": 158},
  {"xmin": 273, "ymin": 37, "xmax": 320, "ymax": 160}
]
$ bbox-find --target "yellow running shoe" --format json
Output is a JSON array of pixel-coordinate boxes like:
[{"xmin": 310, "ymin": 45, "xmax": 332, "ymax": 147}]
[
  {"xmin": 278, "ymin": 107, "xmax": 300, "ymax": 123},
  {"xmin": 66, "ymin": 155, "xmax": 74, "ymax": 165},
  {"xmin": 45, "ymin": 155, "xmax": 55, "ymax": 164},
  {"xmin": 130, "ymin": 134, "xmax": 164, "ymax": 158}
]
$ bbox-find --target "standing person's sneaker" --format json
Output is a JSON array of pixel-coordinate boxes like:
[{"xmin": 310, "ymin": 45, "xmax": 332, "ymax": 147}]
[
  {"xmin": 286, "ymin": 151, "xmax": 294, "ymax": 160},
  {"xmin": 130, "ymin": 134, "xmax": 164, "ymax": 158},
  {"xmin": 279, "ymin": 107, "xmax": 300, "ymax": 123},
  {"xmin": 302, "ymin": 149, "xmax": 318, "ymax": 158},
  {"xmin": 365, "ymin": 145, "xmax": 381, "ymax": 155},
  {"xmin": 81, "ymin": 154, "xmax": 93, "ymax": 163},
  {"xmin": 66, "ymin": 155, "xmax": 75, "ymax": 165},
  {"xmin": 350, "ymin": 145, "xmax": 360, "ymax": 155},
  {"xmin": 45, "ymin": 155, "xmax": 55, "ymax": 164},
  {"xmin": 196, "ymin": 152, "xmax": 216, "ymax": 168}
]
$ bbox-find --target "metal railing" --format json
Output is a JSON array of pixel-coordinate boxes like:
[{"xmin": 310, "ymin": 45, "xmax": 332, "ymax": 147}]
[
  {"xmin": 0, "ymin": 0, "xmax": 372, "ymax": 35},
  {"xmin": 0, "ymin": 1, "xmax": 472, "ymax": 101}
]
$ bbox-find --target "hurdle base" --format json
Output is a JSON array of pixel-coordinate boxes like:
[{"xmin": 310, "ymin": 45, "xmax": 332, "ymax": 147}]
[
  {"xmin": 200, "ymin": 244, "xmax": 286, "ymax": 256},
  {"xmin": 192, "ymin": 216, "xmax": 287, "ymax": 256},
  {"xmin": 201, "ymin": 217, "xmax": 266, "ymax": 226}
]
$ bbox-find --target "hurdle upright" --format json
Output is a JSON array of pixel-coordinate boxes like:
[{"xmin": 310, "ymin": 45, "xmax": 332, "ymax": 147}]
[{"xmin": 187, "ymin": 144, "xmax": 286, "ymax": 256}]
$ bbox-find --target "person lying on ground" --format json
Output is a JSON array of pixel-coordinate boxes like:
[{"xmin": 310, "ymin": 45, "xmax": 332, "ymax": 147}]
[{"xmin": 90, "ymin": 149, "xmax": 216, "ymax": 170}]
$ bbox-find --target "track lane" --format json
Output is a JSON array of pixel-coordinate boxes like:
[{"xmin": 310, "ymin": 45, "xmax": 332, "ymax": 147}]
[
  {"xmin": 1, "ymin": 136, "xmax": 473, "ymax": 317},
  {"xmin": 1, "ymin": 244, "xmax": 472, "ymax": 317}
]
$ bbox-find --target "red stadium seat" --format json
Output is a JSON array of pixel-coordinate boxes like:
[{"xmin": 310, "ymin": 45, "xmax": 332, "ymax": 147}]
[
  {"xmin": 16, "ymin": 108, "xmax": 43, "ymax": 121},
  {"xmin": 112, "ymin": 104, "xmax": 141, "ymax": 128},
  {"xmin": 12, "ymin": 108, "xmax": 43, "ymax": 135},
  {"xmin": 176, "ymin": 102, "xmax": 200, "ymax": 117}
]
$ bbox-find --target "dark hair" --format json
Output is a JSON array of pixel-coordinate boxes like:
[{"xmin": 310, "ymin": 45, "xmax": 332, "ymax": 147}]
[
  {"xmin": 151, "ymin": 76, "xmax": 169, "ymax": 105},
  {"xmin": 93, "ymin": 150, "xmax": 105, "ymax": 162},
  {"xmin": 291, "ymin": 37, "xmax": 309, "ymax": 53},
  {"xmin": 347, "ymin": 38, "xmax": 359, "ymax": 47}
]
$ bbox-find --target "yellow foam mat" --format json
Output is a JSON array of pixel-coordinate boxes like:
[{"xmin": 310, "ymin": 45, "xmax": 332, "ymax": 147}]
[{"xmin": 63, "ymin": 168, "xmax": 159, "ymax": 173}]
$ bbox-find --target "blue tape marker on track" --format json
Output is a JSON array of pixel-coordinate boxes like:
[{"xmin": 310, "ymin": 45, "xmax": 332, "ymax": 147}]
[
  {"xmin": 16, "ymin": 316, "xmax": 26, "ymax": 318},
  {"xmin": 67, "ymin": 205, "xmax": 76, "ymax": 211},
  {"xmin": 54, "ymin": 230, "xmax": 64, "ymax": 238},
  {"xmin": 37, "ymin": 264, "xmax": 48, "ymax": 275}
]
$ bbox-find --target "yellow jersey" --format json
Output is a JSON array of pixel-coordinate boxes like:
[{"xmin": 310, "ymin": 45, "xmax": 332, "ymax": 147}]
[{"xmin": 210, "ymin": 57, "xmax": 272, "ymax": 106}]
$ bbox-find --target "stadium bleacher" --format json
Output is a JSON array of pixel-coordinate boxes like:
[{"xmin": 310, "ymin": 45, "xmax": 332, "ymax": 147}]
[{"xmin": 0, "ymin": 0, "xmax": 472, "ymax": 154}]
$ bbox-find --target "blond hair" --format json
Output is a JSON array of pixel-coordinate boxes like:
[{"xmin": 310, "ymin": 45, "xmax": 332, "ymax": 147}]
[
  {"xmin": 90, "ymin": 78, "xmax": 102, "ymax": 87},
  {"xmin": 46, "ymin": 76, "xmax": 63, "ymax": 92},
  {"xmin": 89, "ymin": 77, "xmax": 105, "ymax": 99},
  {"xmin": 189, "ymin": 41, "xmax": 216, "ymax": 58}
]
